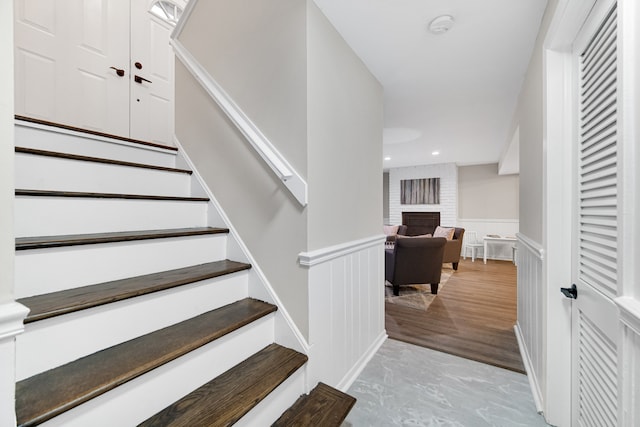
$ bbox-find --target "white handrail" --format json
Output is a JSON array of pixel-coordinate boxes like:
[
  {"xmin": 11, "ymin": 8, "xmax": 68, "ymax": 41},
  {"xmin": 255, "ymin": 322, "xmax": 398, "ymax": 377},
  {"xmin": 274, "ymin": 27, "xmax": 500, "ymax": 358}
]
[{"xmin": 170, "ymin": 21, "xmax": 308, "ymax": 206}]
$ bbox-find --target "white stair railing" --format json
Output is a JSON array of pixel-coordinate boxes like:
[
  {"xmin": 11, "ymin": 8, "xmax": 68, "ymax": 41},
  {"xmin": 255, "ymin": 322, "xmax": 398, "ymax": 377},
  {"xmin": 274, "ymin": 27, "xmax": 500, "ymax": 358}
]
[{"xmin": 170, "ymin": 2, "xmax": 308, "ymax": 206}]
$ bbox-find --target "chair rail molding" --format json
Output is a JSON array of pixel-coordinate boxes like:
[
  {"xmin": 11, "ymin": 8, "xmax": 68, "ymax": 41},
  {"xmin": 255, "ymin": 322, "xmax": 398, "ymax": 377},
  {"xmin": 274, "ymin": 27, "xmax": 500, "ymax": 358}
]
[
  {"xmin": 0, "ymin": 301, "xmax": 29, "ymax": 341},
  {"xmin": 516, "ymin": 233, "xmax": 545, "ymax": 260},
  {"xmin": 298, "ymin": 235, "xmax": 385, "ymax": 267},
  {"xmin": 169, "ymin": 37, "xmax": 308, "ymax": 207}
]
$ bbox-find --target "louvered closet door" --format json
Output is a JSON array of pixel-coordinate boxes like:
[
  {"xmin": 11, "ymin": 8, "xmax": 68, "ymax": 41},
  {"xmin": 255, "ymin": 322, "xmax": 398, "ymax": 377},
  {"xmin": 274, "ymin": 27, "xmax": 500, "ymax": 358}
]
[{"xmin": 571, "ymin": 1, "xmax": 621, "ymax": 426}]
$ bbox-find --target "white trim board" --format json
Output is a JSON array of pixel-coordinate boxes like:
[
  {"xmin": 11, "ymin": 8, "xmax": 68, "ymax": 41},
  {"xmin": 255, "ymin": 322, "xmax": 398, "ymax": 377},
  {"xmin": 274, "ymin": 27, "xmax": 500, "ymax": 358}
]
[
  {"xmin": 169, "ymin": 36, "xmax": 308, "ymax": 207},
  {"xmin": 0, "ymin": 301, "xmax": 29, "ymax": 342},
  {"xmin": 173, "ymin": 135, "xmax": 309, "ymax": 354}
]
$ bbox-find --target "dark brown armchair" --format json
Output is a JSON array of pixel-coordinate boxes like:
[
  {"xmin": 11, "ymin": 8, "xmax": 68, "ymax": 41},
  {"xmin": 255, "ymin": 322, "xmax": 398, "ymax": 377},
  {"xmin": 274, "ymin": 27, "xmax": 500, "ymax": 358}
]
[
  {"xmin": 385, "ymin": 235, "xmax": 447, "ymax": 296},
  {"xmin": 442, "ymin": 227, "xmax": 465, "ymax": 270}
]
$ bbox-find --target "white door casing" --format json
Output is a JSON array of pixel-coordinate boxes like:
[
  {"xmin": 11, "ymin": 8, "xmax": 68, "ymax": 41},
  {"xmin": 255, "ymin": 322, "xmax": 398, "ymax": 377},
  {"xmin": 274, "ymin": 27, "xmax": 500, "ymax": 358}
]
[{"xmin": 571, "ymin": 1, "xmax": 620, "ymax": 426}]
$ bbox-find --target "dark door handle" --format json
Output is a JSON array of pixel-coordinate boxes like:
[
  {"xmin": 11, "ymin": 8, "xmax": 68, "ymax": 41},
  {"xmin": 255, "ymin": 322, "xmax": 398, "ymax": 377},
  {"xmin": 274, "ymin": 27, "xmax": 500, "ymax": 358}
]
[
  {"xmin": 110, "ymin": 66, "xmax": 125, "ymax": 77},
  {"xmin": 560, "ymin": 284, "xmax": 578, "ymax": 299},
  {"xmin": 134, "ymin": 75, "xmax": 152, "ymax": 84}
]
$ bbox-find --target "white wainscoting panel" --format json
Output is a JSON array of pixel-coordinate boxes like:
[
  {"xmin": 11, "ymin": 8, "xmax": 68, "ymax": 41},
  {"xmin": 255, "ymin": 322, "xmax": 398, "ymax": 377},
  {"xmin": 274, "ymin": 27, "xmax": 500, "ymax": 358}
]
[
  {"xmin": 301, "ymin": 235, "xmax": 386, "ymax": 391},
  {"xmin": 514, "ymin": 233, "xmax": 545, "ymax": 413},
  {"xmin": 617, "ymin": 297, "xmax": 640, "ymax": 426}
]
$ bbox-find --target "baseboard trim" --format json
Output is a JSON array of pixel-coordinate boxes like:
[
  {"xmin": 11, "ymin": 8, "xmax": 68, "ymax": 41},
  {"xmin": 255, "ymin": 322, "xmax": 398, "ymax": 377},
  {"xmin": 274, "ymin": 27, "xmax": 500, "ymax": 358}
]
[
  {"xmin": 336, "ymin": 331, "xmax": 387, "ymax": 392},
  {"xmin": 514, "ymin": 323, "xmax": 544, "ymax": 415},
  {"xmin": 298, "ymin": 235, "xmax": 385, "ymax": 267}
]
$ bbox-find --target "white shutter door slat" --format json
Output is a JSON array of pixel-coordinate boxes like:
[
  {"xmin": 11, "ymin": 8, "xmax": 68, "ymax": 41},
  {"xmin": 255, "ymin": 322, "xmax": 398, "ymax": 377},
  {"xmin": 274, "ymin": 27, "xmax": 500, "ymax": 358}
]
[{"xmin": 573, "ymin": 2, "xmax": 620, "ymax": 426}]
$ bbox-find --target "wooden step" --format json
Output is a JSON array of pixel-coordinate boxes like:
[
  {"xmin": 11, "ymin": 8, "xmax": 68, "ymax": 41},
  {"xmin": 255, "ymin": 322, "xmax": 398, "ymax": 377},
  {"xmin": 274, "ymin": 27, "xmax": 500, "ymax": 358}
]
[
  {"xmin": 139, "ymin": 343, "xmax": 308, "ymax": 427},
  {"xmin": 15, "ymin": 146, "xmax": 191, "ymax": 174},
  {"xmin": 15, "ymin": 115, "xmax": 178, "ymax": 152},
  {"xmin": 15, "ymin": 189, "xmax": 209, "ymax": 202},
  {"xmin": 15, "ymin": 227, "xmax": 228, "ymax": 251},
  {"xmin": 15, "ymin": 298, "xmax": 277, "ymax": 427},
  {"xmin": 272, "ymin": 382, "xmax": 357, "ymax": 427},
  {"xmin": 18, "ymin": 260, "xmax": 251, "ymax": 323}
]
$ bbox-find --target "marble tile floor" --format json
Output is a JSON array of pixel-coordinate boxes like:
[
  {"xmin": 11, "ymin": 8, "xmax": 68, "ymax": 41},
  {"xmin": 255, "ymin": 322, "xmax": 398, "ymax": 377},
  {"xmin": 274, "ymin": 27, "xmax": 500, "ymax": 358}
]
[{"xmin": 343, "ymin": 339, "xmax": 550, "ymax": 427}]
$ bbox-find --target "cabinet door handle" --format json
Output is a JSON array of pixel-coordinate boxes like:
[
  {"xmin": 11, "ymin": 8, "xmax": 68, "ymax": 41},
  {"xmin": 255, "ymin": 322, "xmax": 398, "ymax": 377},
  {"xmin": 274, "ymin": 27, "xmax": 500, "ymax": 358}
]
[
  {"xmin": 134, "ymin": 75, "xmax": 152, "ymax": 84},
  {"xmin": 110, "ymin": 66, "xmax": 125, "ymax": 77}
]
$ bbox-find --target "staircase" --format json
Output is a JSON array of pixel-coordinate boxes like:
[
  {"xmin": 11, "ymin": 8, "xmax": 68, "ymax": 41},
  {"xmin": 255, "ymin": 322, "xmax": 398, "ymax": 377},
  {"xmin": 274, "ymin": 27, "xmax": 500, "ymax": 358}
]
[{"xmin": 12, "ymin": 116, "xmax": 355, "ymax": 426}]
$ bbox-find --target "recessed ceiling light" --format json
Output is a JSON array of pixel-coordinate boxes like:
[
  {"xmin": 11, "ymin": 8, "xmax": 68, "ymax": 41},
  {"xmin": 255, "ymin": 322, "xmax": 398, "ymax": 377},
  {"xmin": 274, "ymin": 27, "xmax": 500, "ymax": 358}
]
[
  {"xmin": 428, "ymin": 15, "xmax": 455, "ymax": 35},
  {"xmin": 384, "ymin": 156, "xmax": 391, "ymax": 161},
  {"xmin": 432, "ymin": 151, "xmax": 440, "ymax": 156}
]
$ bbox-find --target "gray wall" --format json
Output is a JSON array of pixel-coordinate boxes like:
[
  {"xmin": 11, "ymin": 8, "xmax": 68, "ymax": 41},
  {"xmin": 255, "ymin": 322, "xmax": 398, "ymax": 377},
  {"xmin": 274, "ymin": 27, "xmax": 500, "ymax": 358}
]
[
  {"xmin": 176, "ymin": 0, "xmax": 309, "ymax": 336},
  {"xmin": 176, "ymin": 0, "xmax": 383, "ymax": 337},
  {"xmin": 458, "ymin": 164, "xmax": 519, "ymax": 219},
  {"xmin": 306, "ymin": 1, "xmax": 383, "ymax": 249},
  {"xmin": 511, "ymin": 0, "xmax": 559, "ymax": 243},
  {"xmin": 383, "ymin": 172, "xmax": 389, "ymax": 222},
  {"xmin": 179, "ymin": 0, "xmax": 308, "ymax": 176}
]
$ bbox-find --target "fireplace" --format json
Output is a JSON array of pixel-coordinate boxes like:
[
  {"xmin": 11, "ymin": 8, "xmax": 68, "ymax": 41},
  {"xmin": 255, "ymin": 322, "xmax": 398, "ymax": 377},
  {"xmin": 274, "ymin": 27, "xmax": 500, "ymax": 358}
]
[{"xmin": 402, "ymin": 212, "xmax": 441, "ymax": 236}]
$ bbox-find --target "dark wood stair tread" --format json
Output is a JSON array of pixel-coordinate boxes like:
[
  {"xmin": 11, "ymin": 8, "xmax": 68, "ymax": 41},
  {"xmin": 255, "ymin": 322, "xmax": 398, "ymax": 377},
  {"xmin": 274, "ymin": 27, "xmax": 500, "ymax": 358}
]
[
  {"xmin": 139, "ymin": 343, "xmax": 308, "ymax": 427},
  {"xmin": 15, "ymin": 115, "xmax": 178, "ymax": 151},
  {"xmin": 15, "ymin": 227, "xmax": 228, "ymax": 250},
  {"xmin": 18, "ymin": 260, "xmax": 251, "ymax": 323},
  {"xmin": 15, "ymin": 147, "xmax": 192, "ymax": 174},
  {"xmin": 15, "ymin": 189, "xmax": 209, "ymax": 202},
  {"xmin": 272, "ymin": 382, "xmax": 356, "ymax": 427},
  {"xmin": 15, "ymin": 298, "xmax": 277, "ymax": 427}
]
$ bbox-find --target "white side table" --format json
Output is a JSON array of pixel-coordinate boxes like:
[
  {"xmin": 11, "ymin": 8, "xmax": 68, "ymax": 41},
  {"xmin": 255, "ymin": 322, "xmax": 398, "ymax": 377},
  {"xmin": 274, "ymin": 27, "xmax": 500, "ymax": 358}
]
[{"xmin": 483, "ymin": 236, "xmax": 517, "ymax": 264}]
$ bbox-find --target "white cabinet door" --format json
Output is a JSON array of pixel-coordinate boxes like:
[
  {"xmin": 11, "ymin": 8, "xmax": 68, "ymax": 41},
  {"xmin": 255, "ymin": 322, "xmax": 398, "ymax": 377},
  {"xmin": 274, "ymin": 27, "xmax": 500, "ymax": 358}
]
[
  {"xmin": 14, "ymin": 0, "xmax": 130, "ymax": 135},
  {"xmin": 571, "ymin": 1, "xmax": 620, "ymax": 426}
]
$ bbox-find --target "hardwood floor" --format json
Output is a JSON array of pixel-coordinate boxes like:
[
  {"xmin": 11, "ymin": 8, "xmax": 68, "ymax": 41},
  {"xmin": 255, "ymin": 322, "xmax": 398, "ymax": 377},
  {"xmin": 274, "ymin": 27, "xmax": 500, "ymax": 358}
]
[{"xmin": 385, "ymin": 258, "xmax": 525, "ymax": 373}]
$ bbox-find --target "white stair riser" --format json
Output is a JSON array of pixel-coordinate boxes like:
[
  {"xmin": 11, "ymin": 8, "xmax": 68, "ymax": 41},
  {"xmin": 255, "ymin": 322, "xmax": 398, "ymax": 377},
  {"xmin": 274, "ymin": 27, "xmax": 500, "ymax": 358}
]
[
  {"xmin": 16, "ymin": 272, "xmax": 249, "ymax": 380},
  {"xmin": 36, "ymin": 316, "xmax": 275, "ymax": 427},
  {"xmin": 15, "ymin": 197, "xmax": 209, "ymax": 237},
  {"xmin": 235, "ymin": 369, "xmax": 306, "ymax": 427},
  {"xmin": 15, "ymin": 234, "xmax": 227, "ymax": 298},
  {"xmin": 15, "ymin": 154, "xmax": 191, "ymax": 197},
  {"xmin": 15, "ymin": 124, "xmax": 177, "ymax": 168}
]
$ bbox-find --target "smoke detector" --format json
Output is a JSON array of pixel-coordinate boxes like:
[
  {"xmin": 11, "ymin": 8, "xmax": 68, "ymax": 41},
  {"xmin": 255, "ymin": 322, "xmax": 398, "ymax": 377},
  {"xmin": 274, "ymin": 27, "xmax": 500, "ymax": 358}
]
[{"xmin": 429, "ymin": 15, "xmax": 455, "ymax": 34}]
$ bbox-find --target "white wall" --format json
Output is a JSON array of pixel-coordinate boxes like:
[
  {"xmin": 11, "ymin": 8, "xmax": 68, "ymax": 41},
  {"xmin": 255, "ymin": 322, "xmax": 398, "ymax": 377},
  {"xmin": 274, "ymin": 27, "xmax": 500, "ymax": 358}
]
[{"xmin": 388, "ymin": 163, "xmax": 457, "ymax": 227}]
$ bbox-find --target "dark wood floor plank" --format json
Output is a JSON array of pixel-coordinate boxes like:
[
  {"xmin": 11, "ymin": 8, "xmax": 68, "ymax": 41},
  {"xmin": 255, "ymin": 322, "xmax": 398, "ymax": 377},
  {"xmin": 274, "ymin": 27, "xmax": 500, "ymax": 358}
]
[
  {"xmin": 15, "ymin": 298, "xmax": 277, "ymax": 427},
  {"xmin": 272, "ymin": 382, "xmax": 356, "ymax": 427},
  {"xmin": 139, "ymin": 344, "xmax": 307, "ymax": 427},
  {"xmin": 15, "ymin": 227, "xmax": 228, "ymax": 250},
  {"xmin": 15, "ymin": 147, "xmax": 191, "ymax": 174},
  {"xmin": 386, "ymin": 259, "xmax": 525, "ymax": 373},
  {"xmin": 18, "ymin": 260, "xmax": 250, "ymax": 323},
  {"xmin": 15, "ymin": 189, "xmax": 209, "ymax": 202},
  {"xmin": 15, "ymin": 115, "xmax": 178, "ymax": 151}
]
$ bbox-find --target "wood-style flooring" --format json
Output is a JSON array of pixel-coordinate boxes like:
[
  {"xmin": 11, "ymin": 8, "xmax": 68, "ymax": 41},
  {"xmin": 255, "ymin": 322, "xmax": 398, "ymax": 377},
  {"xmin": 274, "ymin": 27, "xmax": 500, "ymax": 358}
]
[{"xmin": 385, "ymin": 258, "xmax": 525, "ymax": 373}]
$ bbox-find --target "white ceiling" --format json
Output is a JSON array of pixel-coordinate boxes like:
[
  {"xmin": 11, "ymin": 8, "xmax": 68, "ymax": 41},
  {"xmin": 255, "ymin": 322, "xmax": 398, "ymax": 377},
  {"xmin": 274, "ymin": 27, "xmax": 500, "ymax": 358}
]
[{"xmin": 313, "ymin": 0, "xmax": 548, "ymax": 172}]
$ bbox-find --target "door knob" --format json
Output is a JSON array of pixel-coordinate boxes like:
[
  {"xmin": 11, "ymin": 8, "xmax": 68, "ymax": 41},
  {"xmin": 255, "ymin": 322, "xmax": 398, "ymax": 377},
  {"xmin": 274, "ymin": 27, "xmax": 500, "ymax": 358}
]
[
  {"xmin": 560, "ymin": 284, "xmax": 578, "ymax": 299},
  {"xmin": 110, "ymin": 66, "xmax": 125, "ymax": 77},
  {"xmin": 134, "ymin": 75, "xmax": 152, "ymax": 84}
]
